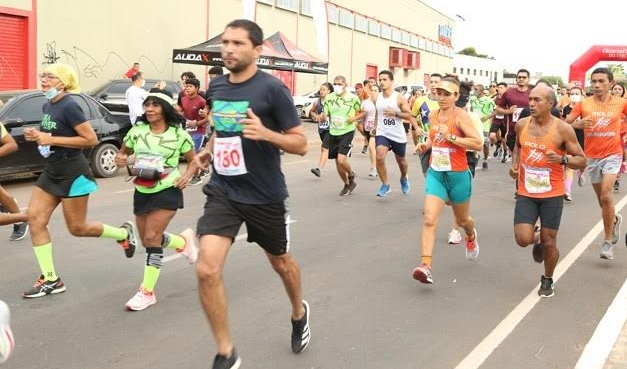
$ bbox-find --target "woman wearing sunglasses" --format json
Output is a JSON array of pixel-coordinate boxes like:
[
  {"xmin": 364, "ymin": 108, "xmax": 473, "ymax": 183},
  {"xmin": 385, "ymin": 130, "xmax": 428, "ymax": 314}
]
[{"xmin": 115, "ymin": 88, "xmax": 199, "ymax": 311}]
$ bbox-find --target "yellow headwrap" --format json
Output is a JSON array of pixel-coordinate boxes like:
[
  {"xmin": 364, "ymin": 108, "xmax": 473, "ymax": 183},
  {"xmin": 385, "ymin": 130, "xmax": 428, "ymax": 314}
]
[{"xmin": 43, "ymin": 63, "xmax": 81, "ymax": 94}]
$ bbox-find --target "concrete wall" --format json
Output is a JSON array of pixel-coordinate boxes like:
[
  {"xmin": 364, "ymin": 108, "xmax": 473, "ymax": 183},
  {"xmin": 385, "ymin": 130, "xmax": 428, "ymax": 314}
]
[{"xmin": 453, "ymin": 54, "xmax": 504, "ymax": 86}]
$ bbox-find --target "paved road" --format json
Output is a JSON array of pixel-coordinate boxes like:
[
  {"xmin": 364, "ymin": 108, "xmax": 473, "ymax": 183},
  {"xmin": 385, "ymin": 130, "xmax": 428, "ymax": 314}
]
[{"xmin": 1, "ymin": 123, "xmax": 627, "ymax": 369}]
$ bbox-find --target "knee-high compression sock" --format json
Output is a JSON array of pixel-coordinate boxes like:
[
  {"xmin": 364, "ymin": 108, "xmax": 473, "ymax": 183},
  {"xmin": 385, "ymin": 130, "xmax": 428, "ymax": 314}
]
[
  {"xmin": 161, "ymin": 232, "xmax": 185, "ymax": 251},
  {"xmin": 100, "ymin": 224, "xmax": 128, "ymax": 241},
  {"xmin": 142, "ymin": 247, "xmax": 163, "ymax": 293},
  {"xmin": 33, "ymin": 243, "xmax": 58, "ymax": 281}
]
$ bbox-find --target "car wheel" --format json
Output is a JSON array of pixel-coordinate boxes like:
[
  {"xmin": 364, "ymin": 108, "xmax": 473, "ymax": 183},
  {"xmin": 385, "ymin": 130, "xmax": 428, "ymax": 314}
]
[{"xmin": 90, "ymin": 143, "xmax": 119, "ymax": 178}]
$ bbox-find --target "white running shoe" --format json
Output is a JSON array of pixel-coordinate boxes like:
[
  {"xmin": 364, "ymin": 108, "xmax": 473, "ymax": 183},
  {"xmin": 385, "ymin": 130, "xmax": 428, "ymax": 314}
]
[
  {"xmin": 125, "ymin": 286, "xmax": 157, "ymax": 311},
  {"xmin": 0, "ymin": 301, "xmax": 15, "ymax": 364},
  {"xmin": 448, "ymin": 229, "xmax": 462, "ymax": 244},
  {"xmin": 178, "ymin": 228, "xmax": 199, "ymax": 264},
  {"xmin": 368, "ymin": 167, "xmax": 378, "ymax": 178},
  {"xmin": 465, "ymin": 229, "xmax": 480, "ymax": 261}
]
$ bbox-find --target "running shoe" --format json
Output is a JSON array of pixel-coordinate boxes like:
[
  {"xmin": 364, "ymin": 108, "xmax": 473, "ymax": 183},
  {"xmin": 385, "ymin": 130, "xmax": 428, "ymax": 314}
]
[
  {"xmin": 189, "ymin": 175, "xmax": 203, "ymax": 186},
  {"xmin": 482, "ymin": 161, "xmax": 488, "ymax": 170},
  {"xmin": 0, "ymin": 300, "xmax": 15, "ymax": 364},
  {"xmin": 376, "ymin": 184, "xmax": 391, "ymax": 197},
  {"xmin": 178, "ymin": 228, "xmax": 198, "ymax": 264},
  {"xmin": 291, "ymin": 300, "xmax": 311, "ymax": 353},
  {"xmin": 493, "ymin": 147, "xmax": 501, "ymax": 158},
  {"xmin": 465, "ymin": 229, "xmax": 479, "ymax": 261},
  {"xmin": 23, "ymin": 275, "xmax": 66, "ymax": 298},
  {"xmin": 0, "ymin": 301, "xmax": 14, "ymax": 365},
  {"xmin": 532, "ymin": 242, "xmax": 544, "ymax": 263},
  {"xmin": 310, "ymin": 168, "xmax": 321, "ymax": 178},
  {"xmin": 615, "ymin": 180, "xmax": 620, "ymax": 191},
  {"xmin": 125, "ymin": 285, "xmax": 157, "ymax": 311},
  {"xmin": 348, "ymin": 175, "xmax": 357, "ymax": 194},
  {"xmin": 339, "ymin": 184, "xmax": 351, "ymax": 196},
  {"xmin": 612, "ymin": 214, "xmax": 622, "ymax": 244},
  {"xmin": 578, "ymin": 171, "xmax": 586, "ymax": 187},
  {"xmin": 212, "ymin": 348, "xmax": 241, "ymax": 369},
  {"xmin": 361, "ymin": 146, "xmax": 368, "ymax": 154},
  {"xmin": 199, "ymin": 170, "xmax": 210, "ymax": 179},
  {"xmin": 501, "ymin": 155, "xmax": 508, "ymax": 163},
  {"xmin": 448, "ymin": 229, "xmax": 462, "ymax": 244},
  {"xmin": 600, "ymin": 240, "xmax": 615, "ymax": 260},
  {"xmin": 368, "ymin": 167, "xmax": 378, "ymax": 178},
  {"xmin": 412, "ymin": 264, "xmax": 433, "ymax": 284},
  {"xmin": 538, "ymin": 275, "xmax": 554, "ymax": 298},
  {"xmin": 400, "ymin": 177, "xmax": 410, "ymax": 195},
  {"xmin": 9, "ymin": 222, "xmax": 28, "ymax": 241},
  {"xmin": 118, "ymin": 221, "xmax": 137, "ymax": 258},
  {"xmin": 563, "ymin": 193, "xmax": 573, "ymax": 202}
]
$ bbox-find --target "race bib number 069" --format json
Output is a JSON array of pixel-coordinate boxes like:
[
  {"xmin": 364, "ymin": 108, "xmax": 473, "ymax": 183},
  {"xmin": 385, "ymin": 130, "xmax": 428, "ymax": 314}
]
[{"xmin": 213, "ymin": 136, "xmax": 248, "ymax": 176}]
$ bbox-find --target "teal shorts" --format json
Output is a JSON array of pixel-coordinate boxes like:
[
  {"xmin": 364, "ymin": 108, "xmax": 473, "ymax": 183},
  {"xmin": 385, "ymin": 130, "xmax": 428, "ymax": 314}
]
[{"xmin": 425, "ymin": 168, "xmax": 472, "ymax": 204}]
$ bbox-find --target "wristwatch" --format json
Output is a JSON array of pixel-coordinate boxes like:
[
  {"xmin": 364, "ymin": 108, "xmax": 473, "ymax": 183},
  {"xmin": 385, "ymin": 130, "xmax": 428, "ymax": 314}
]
[
  {"xmin": 449, "ymin": 134, "xmax": 457, "ymax": 143},
  {"xmin": 561, "ymin": 155, "xmax": 569, "ymax": 165}
]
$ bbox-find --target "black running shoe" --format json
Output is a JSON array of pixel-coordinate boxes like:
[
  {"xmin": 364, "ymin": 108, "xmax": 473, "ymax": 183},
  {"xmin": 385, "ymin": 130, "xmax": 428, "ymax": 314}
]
[
  {"xmin": 538, "ymin": 275, "xmax": 554, "ymax": 298},
  {"xmin": 23, "ymin": 275, "xmax": 66, "ymax": 298},
  {"xmin": 9, "ymin": 222, "xmax": 28, "ymax": 241},
  {"xmin": 532, "ymin": 242, "xmax": 544, "ymax": 263},
  {"xmin": 117, "ymin": 221, "xmax": 137, "ymax": 258},
  {"xmin": 310, "ymin": 168, "xmax": 321, "ymax": 177},
  {"xmin": 212, "ymin": 348, "xmax": 241, "ymax": 369},
  {"xmin": 291, "ymin": 300, "xmax": 311, "ymax": 353},
  {"xmin": 339, "ymin": 184, "xmax": 350, "ymax": 196}
]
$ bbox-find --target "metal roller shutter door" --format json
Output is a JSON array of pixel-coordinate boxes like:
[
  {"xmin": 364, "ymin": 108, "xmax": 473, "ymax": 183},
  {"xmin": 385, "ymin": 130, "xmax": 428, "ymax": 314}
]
[{"xmin": 0, "ymin": 13, "xmax": 27, "ymax": 90}]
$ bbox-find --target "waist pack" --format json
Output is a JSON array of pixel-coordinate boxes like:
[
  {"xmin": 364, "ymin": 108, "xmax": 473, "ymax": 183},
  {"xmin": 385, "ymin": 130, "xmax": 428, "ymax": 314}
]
[{"xmin": 128, "ymin": 166, "xmax": 172, "ymax": 188}]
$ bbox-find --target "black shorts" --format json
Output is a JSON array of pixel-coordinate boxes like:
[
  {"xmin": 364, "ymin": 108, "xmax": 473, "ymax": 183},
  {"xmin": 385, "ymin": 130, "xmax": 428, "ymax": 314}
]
[
  {"xmin": 575, "ymin": 128, "xmax": 585, "ymax": 150},
  {"xmin": 36, "ymin": 154, "xmax": 98, "ymax": 198},
  {"xmin": 403, "ymin": 122, "xmax": 410, "ymax": 133},
  {"xmin": 466, "ymin": 151, "xmax": 477, "ymax": 178},
  {"xmin": 364, "ymin": 130, "xmax": 372, "ymax": 143},
  {"xmin": 197, "ymin": 184, "xmax": 290, "ymax": 255},
  {"xmin": 328, "ymin": 131, "xmax": 354, "ymax": 159},
  {"xmin": 419, "ymin": 148, "xmax": 432, "ymax": 175},
  {"xmin": 506, "ymin": 135, "xmax": 517, "ymax": 152},
  {"xmin": 133, "ymin": 187, "xmax": 184, "ymax": 215},
  {"xmin": 318, "ymin": 130, "xmax": 330, "ymax": 150},
  {"xmin": 514, "ymin": 195, "xmax": 564, "ymax": 230},
  {"xmin": 489, "ymin": 121, "xmax": 506, "ymax": 137}
]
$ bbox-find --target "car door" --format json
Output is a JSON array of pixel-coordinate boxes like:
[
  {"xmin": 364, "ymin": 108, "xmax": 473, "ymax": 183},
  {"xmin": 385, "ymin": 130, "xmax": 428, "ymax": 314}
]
[{"xmin": 0, "ymin": 94, "xmax": 48, "ymax": 174}]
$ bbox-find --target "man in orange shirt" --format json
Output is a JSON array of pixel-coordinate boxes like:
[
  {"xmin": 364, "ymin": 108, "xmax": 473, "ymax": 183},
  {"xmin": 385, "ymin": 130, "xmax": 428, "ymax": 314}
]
[
  {"xmin": 566, "ymin": 68, "xmax": 627, "ymax": 260},
  {"xmin": 510, "ymin": 85, "xmax": 586, "ymax": 297}
]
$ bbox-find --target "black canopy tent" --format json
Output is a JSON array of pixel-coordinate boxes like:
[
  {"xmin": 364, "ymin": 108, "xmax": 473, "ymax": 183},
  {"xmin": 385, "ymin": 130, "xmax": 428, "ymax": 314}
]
[{"xmin": 172, "ymin": 32, "xmax": 328, "ymax": 75}]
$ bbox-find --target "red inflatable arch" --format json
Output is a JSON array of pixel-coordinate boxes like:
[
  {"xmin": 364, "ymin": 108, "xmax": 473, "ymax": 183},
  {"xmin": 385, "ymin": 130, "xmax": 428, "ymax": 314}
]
[{"xmin": 569, "ymin": 45, "xmax": 627, "ymax": 87}]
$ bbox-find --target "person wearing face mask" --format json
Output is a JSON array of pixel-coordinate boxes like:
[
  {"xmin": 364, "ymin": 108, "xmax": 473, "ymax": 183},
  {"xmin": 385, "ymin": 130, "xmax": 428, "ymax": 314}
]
[
  {"xmin": 125, "ymin": 71, "xmax": 148, "ymax": 125},
  {"xmin": 611, "ymin": 83, "xmax": 626, "ymax": 191},
  {"xmin": 21, "ymin": 63, "xmax": 138, "ymax": 298}
]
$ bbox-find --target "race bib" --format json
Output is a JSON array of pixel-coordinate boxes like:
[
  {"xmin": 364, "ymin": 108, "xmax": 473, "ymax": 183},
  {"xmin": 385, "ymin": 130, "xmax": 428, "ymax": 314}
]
[
  {"xmin": 512, "ymin": 108, "xmax": 524, "ymax": 123},
  {"xmin": 331, "ymin": 115, "xmax": 347, "ymax": 129},
  {"xmin": 186, "ymin": 120, "xmax": 198, "ymax": 132},
  {"xmin": 135, "ymin": 153, "xmax": 165, "ymax": 172},
  {"xmin": 318, "ymin": 118, "xmax": 329, "ymax": 130},
  {"xmin": 495, "ymin": 114, "xmax": 504, "ymax": 119},
  {"xmin": 213, "ymin": 136, "xmax": 247, "ymax": 176},
  {"xmin": 524, "ymin": 166, "xmax": 551, "ymax": 193},
  {"xmin": 430, "ymin": 146, "xmax": 452, "ymax": 171},
  {"xmin": 364, "ymin": 118, "xmax": 375, "ymax": 132}
]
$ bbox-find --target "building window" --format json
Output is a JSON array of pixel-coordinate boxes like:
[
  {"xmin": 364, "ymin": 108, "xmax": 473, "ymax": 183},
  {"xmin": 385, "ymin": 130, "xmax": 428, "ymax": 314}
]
[
  {"xmin": 402, "ymin": 32, "xmax": 411, "ymax": 46},
  {"xmin": 467, "ymin": 68, "xmax": 470, "ymax": 75},
  {"xmin": 453, "ymin": 67, "xmax": 457, "ymax": 74},
  {"xmin": 257, "ymin": 0, "xmax": 273, "ymax": 5},
  {"xmin": 410, "ymin": 34, "xmax": 418, "ymax": 48},
  {"xmin": 473, "ymin": 69, "xmax": 477, "ymax": 76},
  {"xmin": 368, "ymin": 19, "xmax": 380, "ymax": 36},
  {"xmin": 418, "ymin": 38, "xmax": 425, "ymax": 50},
  {"xmin": 338, "ymin": 9, "xmax": 353, "ymax": 28},
  {"xmin": 276, "ymin": 0, "xmax": 297, "ymax": 11},
  {"xmin": 355, "ymin": 14, "xmax": 367, "ymax": 33},
  {"xmin": 327, "ymin": 3, "xmax": 338, "ymax": 24},
  {"xmin": 301, "ymin": 0, "xmax": 311, "ymax": 15},
  {"xmin": 380, "ymin": 24, "xmax": 391, "ymax": 39},
  {"xmin": 480, "ymin": 70, "xmax": 483, "ymax": 76},
  {"xmin": 392, "ymin": 28, "xmax": 401, "ymax": 43}
]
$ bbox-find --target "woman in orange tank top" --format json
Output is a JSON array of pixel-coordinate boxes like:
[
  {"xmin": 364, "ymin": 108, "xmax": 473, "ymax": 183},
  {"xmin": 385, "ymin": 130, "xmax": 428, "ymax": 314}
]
[{"xmin": 412, "ymin": 78, "xmax": 483, "ymax": 284}]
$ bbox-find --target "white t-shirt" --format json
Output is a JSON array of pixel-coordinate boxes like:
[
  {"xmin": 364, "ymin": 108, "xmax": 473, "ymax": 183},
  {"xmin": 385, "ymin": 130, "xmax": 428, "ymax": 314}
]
[
  {"xmin": 375, "ymin": 91, "xmax": 406, "ymax": 143},
  {"xmin": 361, "ymin": 99, "xmax": 376, "ymax": 132},
  {"xmin": 125, "ymin": 85, "xmax": 148, "ymax": 125}
]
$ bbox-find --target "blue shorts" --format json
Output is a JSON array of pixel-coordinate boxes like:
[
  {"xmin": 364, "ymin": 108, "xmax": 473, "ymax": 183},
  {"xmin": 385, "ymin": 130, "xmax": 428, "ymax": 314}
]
[
  {"xmin": 191, "ymin": 132, "xmax": 205, "ymax": 153},
  {"xmin": 375, "ymin": 135, "xmax": 407, "ymax": 158},
  {"xmin": 425, "ymin": 168, "xmax": 473, "ymax": 204}
]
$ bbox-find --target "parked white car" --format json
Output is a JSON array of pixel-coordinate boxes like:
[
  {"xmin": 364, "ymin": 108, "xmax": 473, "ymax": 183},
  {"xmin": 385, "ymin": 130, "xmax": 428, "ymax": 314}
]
[{"xmin": 292, "ymin": 86, "xmax": 357, "ymax": 120}]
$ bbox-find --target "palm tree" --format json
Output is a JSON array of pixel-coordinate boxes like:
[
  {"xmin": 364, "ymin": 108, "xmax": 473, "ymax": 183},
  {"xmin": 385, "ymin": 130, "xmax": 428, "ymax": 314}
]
[{"xmin": 607, "ymin": 63, "xmax": 625, "ymax": 79}]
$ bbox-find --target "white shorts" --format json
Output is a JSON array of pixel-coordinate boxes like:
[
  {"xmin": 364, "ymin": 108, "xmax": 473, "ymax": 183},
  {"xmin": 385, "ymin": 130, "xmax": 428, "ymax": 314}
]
[{"xmin": 587, "ymin": 154, "xmax": 622, "ymax": 184}]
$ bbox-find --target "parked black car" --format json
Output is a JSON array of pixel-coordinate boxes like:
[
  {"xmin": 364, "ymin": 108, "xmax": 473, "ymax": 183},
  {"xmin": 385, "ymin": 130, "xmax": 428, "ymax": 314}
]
[
  {"xmin": 89, "ymin": 79, "xmax": 182, "ymax": 113},
  {"xmin": 0, "ymin": 90, "xmax": 131, "ymax": 179}
]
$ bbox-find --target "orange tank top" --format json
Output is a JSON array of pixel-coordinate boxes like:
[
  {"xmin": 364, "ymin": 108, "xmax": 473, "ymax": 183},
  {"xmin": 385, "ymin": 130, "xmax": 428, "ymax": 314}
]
[
  {"xmin": 429, "ymin": 109, "xmax": 468, "ymax": 172},
  {"xmin": 517, "ymin": 119, "xmax": 565, "ymax": 198}
]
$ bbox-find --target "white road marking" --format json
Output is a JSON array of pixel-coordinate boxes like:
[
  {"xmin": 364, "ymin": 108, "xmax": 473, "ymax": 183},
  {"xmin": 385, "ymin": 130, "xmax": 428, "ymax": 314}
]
[
  {"xmin": 454, "ymin": 193, "xmax": 627, "ymax": 369},
  {"xmin": 574, "ymin": 277, "xmax": 627, "ymax": 369},
  {"xmin": 163, "ymin": 219, "xmax": 297, "ymax": 263}
]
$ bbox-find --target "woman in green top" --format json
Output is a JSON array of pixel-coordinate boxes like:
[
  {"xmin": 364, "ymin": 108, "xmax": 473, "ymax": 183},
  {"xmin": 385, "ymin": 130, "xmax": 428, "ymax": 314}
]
[{"xmin": 115, "ymin": 89, "xmax": 198, "ymax": 311}]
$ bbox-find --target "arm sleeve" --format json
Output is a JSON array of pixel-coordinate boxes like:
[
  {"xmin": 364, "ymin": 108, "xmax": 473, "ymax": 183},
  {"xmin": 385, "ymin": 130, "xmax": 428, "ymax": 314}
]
[{"xmin": 271, "ymin": 82, "xmax": 300, "ymax": 131}]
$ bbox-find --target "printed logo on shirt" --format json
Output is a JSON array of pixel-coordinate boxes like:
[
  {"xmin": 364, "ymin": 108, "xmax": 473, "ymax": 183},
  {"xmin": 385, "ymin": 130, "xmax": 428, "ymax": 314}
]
[
  {"xmin": 212, "ymin": 100, "xmax": 250, "ymax": 133},
  {"xmin": 41, "ymin": 114, "xmax": 57, "ymax": 131}
]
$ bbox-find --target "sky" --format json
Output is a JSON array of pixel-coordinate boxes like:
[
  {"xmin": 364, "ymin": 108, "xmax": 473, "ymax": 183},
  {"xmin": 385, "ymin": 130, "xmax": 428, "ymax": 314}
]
[{"xmin": 421, "ymin": 0, "xmax": 627, "ymax": 80}]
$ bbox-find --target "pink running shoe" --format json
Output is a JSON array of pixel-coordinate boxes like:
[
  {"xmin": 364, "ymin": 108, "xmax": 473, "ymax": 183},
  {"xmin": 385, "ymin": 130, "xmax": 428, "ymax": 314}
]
[
  {"xmin": 178, "ymin": 228, "xmax": 198, "ymax": 264},
  {"xmin": 125, "ymin": 286, "xmax": 157, "ymax": 311},
  {"xmin": 0, "ymin": 301, "xmax": 15, "ymax": 364}
]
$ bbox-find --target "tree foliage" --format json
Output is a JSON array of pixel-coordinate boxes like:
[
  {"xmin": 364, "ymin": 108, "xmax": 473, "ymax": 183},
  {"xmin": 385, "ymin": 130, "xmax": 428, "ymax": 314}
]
[
  {"xmin": 542, "ymin": 76, "xmax": 565, "ymax": 87},
  {"xmin": 458, "ymin": 47, "xmax": 489, "ymax": 59}
]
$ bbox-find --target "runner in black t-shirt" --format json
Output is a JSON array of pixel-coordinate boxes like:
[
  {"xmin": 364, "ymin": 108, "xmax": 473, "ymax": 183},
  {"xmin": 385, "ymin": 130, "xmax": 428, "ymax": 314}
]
[
  {"xmin": 21, "ymin": 63, "xmax": 138, "ymax": 299},
  {"xmin": 193, "ymin": 20, "xmax": 310, "ymax": 369}
]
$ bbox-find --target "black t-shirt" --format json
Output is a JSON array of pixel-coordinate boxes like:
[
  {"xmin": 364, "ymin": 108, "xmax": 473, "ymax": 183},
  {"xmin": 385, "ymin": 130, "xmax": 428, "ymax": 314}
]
[
  {"xmin": 206, "ymin": 70, "xmax": 300, "ymax": 204},
  {"xmin": 40, "ymin": 94, "xmax": 88, "ymax": 159}
]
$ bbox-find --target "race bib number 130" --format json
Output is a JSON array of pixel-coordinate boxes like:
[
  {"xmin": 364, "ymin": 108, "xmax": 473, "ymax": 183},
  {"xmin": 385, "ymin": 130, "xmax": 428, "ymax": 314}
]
[{"xmin": 213, "ymin": 136, "xmax": 247, "ymax": 176}]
